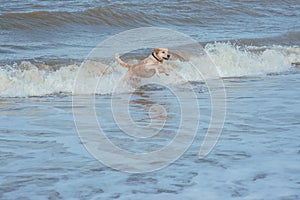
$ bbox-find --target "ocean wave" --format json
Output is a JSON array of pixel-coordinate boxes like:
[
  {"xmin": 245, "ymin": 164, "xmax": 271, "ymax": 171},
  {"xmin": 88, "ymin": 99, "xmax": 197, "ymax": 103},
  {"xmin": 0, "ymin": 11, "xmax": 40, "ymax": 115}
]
[
  {"xmin": 204, "ymin": 43, "xmax": 299, "ymax": 77},
  {"xmin": 0, "ymin": 6, "xmax": 160, "ymax": 29},
  {"xmin": 230, "ymin": 31, "xmax": 300, "ymax": 46},
  {"xmin": 0, "ymin": 43, "xmax": 299, "ymax": 97}
]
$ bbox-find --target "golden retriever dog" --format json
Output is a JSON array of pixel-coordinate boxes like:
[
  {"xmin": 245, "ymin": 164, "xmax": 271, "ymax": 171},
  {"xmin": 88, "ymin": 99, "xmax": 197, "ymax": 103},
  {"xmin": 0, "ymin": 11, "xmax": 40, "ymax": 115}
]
[{"xmin": 115, "ymin": 48, "xmax": 171, "ymax": 84}]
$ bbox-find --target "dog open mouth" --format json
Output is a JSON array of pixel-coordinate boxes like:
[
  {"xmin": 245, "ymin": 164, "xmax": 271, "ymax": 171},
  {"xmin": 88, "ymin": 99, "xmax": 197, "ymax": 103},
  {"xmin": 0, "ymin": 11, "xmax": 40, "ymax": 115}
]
[{"xmin": 163, "ymin": 55, "xmax": 170, "ymax": 60}]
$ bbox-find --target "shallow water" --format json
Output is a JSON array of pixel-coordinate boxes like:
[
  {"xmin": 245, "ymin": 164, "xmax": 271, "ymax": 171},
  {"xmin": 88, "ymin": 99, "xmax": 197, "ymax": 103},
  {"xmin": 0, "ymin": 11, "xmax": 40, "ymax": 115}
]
[
  {"xmin": 1, "ymin": 72, "xmax": 300, "ymax": 199},
  {"xmin": 0, "ymin": 0, "xmax": 299, "ymax": 62},
  {"xmin": 1, "ymin": 0, "xmax": 300, "ymax": 199}
]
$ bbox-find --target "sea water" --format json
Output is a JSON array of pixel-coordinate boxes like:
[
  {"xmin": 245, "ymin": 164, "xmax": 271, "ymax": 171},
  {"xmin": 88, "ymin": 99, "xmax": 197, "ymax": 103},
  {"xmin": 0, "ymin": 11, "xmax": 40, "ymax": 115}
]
[{"xmin": 1, "ymin": 1, "xmax": 300, "ymax": 199}]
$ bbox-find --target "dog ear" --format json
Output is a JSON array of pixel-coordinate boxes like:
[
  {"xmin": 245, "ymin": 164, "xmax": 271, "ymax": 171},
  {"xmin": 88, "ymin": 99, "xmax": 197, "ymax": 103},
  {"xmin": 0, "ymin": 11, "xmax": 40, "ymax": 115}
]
[{"xmin": 154, "ymin": 48, "xmax": 160, "ymax": 54}]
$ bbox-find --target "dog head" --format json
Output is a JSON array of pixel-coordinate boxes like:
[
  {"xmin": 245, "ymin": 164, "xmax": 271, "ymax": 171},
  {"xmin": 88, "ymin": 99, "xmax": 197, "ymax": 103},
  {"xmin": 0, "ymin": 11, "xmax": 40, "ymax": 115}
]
[{"xmin": 154, "ymin": 48, "xmax": 170, "ymax": 61}]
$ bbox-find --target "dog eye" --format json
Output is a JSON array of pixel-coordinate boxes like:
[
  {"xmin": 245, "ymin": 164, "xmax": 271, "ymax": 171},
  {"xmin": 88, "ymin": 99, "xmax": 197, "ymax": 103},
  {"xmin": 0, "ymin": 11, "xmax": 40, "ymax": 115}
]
[{"xmin": 162, "ymin": 51, "xmax": 165, "ymax": 53}]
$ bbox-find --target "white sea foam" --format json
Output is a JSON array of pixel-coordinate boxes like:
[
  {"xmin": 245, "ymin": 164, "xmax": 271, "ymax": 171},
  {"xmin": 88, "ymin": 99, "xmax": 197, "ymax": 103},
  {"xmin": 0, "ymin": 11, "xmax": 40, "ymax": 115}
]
[
  {"xmin": 0, "ymin": 62, "xmax": 78, "ymax": 97},
  {"xmin": 205, "ymin": 43, "xmax": 299, "ymax": 77},
  {"xmin": 0, "ymin": 43, "xmax": 299, "ymax": 97}
]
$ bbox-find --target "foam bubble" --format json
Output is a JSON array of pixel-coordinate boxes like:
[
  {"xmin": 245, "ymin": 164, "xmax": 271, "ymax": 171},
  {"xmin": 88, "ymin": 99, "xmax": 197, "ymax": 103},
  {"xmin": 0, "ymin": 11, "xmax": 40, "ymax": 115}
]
[
  {"xmin": 0, "ymin": 62, "xmax": 79, "ymax": 97},
  {"xmin": 204, "ymin": 43, "xmax": 297, "ymax": 77}
]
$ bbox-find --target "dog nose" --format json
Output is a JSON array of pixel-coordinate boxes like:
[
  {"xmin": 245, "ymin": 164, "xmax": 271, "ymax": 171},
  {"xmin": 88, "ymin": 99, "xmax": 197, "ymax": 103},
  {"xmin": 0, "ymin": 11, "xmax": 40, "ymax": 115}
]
[{"xmin": 167, "ymin": 55, "xmax": 170, "ymax": 58}]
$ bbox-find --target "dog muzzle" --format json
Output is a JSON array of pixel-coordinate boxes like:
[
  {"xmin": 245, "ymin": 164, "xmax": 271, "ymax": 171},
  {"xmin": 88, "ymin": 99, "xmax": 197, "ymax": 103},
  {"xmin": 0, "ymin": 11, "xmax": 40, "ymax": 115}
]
[{"xmin": 163, "ymin": 55, "xmax": 170, "ymax": 60}]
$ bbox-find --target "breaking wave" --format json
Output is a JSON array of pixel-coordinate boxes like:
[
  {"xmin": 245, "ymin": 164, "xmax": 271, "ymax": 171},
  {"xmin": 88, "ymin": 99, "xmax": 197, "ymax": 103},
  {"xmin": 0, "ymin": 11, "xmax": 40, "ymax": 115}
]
[{"xmin": 0, "ymin": 43, "xmax": 299, "ymax": 97}]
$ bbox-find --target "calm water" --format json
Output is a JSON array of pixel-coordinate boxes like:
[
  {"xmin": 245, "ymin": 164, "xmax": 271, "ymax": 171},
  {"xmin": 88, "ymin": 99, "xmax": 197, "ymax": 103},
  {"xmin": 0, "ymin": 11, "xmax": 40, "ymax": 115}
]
[{"xmin": 1, "ymin": 0, "xmax": 300, "ymax": 199}]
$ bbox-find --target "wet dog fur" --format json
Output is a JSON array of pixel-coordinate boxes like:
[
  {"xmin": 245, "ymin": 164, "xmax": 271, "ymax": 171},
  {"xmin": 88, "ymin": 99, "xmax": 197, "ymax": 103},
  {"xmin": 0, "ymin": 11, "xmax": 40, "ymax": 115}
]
[{"xmin": 115, "ymin": 48, "xmax": 171, "ymax": 85}]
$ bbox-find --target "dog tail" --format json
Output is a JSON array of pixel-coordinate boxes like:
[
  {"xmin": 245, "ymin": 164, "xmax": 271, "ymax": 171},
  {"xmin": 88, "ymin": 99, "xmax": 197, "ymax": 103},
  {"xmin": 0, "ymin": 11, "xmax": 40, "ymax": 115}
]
[{"xmin": 115, "ymin": 53, "xmax": 130, "ymax": 68}]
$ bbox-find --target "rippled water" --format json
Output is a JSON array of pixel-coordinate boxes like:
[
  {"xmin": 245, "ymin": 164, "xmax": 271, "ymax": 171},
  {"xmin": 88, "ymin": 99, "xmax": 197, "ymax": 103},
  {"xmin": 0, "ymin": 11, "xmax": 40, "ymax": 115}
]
[
  {"xmin": 0, "ymin": 0, "xmax": 299, "ymax": 62},
  {"xmin": 1, "ymin": 0, "xmax": 300, "ymax": 199},
  {"xmin": 1, "ymin": 73, "xmax": 300, "ymax": 199}
]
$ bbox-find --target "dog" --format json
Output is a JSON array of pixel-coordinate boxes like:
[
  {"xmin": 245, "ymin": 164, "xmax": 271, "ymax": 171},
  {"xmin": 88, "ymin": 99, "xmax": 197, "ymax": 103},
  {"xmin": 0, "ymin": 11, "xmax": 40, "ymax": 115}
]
[{"xmin": 115, "ymin": 48, "xmax": 171, "ymax": 84}]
